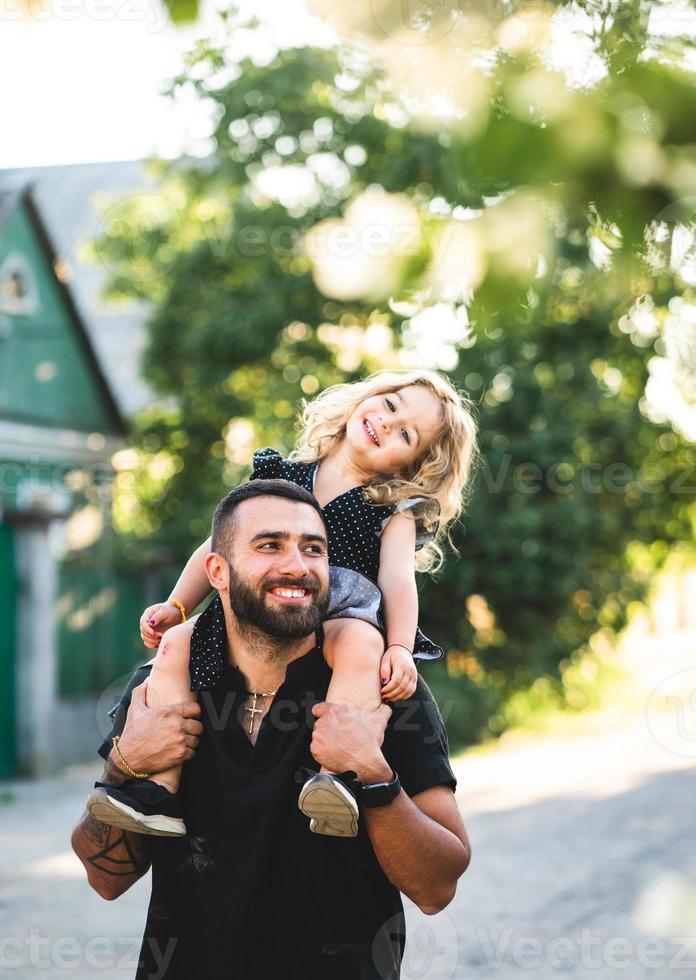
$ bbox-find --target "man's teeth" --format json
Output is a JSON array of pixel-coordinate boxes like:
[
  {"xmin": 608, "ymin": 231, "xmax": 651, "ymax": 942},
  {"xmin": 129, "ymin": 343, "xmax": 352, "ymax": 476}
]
[
  {"xmin": 365, "ymin": 419, "xmax": 379, "ymax": 446},
  {"xmin": 272, "ymin": 588, "xmax": 307, "ymax": 598}
]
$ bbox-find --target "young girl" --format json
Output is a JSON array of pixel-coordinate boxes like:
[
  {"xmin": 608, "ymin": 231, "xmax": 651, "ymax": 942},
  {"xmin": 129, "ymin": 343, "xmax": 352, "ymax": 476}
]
[{"xmin": 89, "ymin": 369, "xmax": 478, "ymax": 839}]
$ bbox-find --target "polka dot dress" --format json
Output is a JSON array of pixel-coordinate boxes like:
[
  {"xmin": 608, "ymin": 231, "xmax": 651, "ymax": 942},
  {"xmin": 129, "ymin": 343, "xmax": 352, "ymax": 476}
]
[{"xmin": 189, "ymin": 447, "xmax": 443, "ymax": 691}]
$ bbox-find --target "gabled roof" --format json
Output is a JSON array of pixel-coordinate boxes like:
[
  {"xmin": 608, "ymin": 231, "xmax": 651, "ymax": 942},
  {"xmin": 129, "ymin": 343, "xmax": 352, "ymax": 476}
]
[
  {"xmin": 0, "ymin": 159, "xmax": 161, "ymax": 417},
  {"xmin": 0, "ymin": 183, "xmax": 125, "ymax": 437}
]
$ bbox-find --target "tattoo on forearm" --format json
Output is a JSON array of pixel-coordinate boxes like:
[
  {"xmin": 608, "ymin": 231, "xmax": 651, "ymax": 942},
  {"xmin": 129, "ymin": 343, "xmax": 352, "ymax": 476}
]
[
  {"xmin": 86, "ymin": 826, "xmax": 150, "ymax": 878},
  {"xmin": 84, "ymin": 814, "xmax": 110, "ymax": 846},
  {"xmin": 103, "ymin": 753, "xmax": 129, "ymax": 786}
]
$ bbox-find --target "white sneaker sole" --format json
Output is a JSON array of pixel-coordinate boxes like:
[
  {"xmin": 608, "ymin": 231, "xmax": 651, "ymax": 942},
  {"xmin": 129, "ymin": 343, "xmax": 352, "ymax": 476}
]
[
  {"xmin": 86, "ymin": 787, "xmax": 187, "ymax": 837},
  {"xmin": 298, "ymin": 774, "xmax": 359, "ymax": 838}
]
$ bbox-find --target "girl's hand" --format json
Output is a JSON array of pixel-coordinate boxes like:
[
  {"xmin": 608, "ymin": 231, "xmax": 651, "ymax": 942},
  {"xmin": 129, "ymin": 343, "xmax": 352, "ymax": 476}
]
[
  {"xmin": 139, "ymin": 602, "xmax": 184, "ymax": 649},
  {"xmin": 379, "ymin": 645, "xmax": 418, "ymax": 701}
]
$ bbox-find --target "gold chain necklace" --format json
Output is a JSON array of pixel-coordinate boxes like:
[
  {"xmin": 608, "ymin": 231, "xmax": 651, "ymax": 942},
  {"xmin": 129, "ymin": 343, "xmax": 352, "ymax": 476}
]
[{"xmin": 244, "ymin": 689, "xmax": 278, "ymax": 735}]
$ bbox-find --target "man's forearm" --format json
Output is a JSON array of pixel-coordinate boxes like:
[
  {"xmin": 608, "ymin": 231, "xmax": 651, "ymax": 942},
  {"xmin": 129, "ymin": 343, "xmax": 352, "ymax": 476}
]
[
  {"xmin": 362, "ymin": 763, "xmax": 470, "ymax": 914},
  {"xmin": 71, "ymin": 754, "xmax": 152, "ymax": 900}
]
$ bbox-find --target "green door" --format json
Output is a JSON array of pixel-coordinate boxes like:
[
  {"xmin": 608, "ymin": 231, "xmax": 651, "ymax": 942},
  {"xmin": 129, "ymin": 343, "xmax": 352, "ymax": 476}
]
[{"xmin": 0, "ymin": 523, "xmax": 16, "ymax": 777}]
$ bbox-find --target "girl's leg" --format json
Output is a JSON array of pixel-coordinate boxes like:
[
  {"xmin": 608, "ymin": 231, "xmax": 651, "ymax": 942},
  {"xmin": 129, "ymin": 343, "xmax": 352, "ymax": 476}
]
[
  {"xmin": 144, "ymin": 619, "xmax": 198, "ymax": 795},
  {"xmin": 298, "ymin": 618, "xmax": 384, "ymax": 836},
  {"xmin": 322, "ymin": 617, "xmax": 384, "ymax": 715}
]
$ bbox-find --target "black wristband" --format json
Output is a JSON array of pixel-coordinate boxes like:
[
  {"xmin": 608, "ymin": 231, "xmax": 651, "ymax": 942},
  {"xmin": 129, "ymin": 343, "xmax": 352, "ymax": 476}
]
[{"xmin": 359, "ymin": 770, "xmax": 401, "ymax": 808}]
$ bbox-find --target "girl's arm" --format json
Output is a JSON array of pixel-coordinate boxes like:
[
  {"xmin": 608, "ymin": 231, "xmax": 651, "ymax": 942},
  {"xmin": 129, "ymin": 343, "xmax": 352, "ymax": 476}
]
[
  {"xmin": 166, "ymin": 536, "xmax": 213, "ymax": 612},
  {"xmin": 378, "ymin": 513, "xmax": 418, "ymax": 650},
  {"xmin": 377, "ymin": 514, "xmax": 419, "ymax": 699},
  {"xmin": 140, "ymin": 537, "xmax": 213, "ymax": 648}
]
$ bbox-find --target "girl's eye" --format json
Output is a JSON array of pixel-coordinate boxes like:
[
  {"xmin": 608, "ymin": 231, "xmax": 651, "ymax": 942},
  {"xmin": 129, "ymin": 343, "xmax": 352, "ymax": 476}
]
[
  {"xmin": 385, "ymin": 397, "xmax": 396, "ymax": 412},
  {"xmin": 401, "ymin": 428, "xmax": 411, "ymax": 445}
]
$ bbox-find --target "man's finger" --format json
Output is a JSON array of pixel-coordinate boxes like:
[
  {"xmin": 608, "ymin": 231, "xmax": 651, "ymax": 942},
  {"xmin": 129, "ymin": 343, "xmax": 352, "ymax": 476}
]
[
  {"xmin": 177, "ymin": 700, "xmax": 202, "ymax": 718},
  {"xmin": 182, "ymin": 718, "xmax": 204, "ymax": 735},
  {"xmin": 311, "ymin": 701, "xmax": 328, "ymax": 718}
]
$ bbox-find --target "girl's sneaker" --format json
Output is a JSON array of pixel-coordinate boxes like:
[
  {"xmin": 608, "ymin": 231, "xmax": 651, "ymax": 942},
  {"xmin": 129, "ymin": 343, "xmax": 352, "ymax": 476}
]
[
  {"xmin": 86, "ymin": 779, "xmax": 186, "ymax": 837},
  {"xmin": 297, "ymin": 770, "xmax": 359, "ymax": 837}
]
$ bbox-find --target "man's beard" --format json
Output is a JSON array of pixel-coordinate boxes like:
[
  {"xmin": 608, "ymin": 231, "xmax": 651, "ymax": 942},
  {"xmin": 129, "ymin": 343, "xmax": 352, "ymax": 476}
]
[{"xmin": 225, "ymin": 562, "xmax": 329, "ymax": 640}]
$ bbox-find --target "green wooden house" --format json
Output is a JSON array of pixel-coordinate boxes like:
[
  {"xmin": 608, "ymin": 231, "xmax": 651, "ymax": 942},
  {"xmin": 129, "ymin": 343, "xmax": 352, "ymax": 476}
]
[{"xmin": 0, "ymin": 183, "xmax": 134, "ymax": 777}]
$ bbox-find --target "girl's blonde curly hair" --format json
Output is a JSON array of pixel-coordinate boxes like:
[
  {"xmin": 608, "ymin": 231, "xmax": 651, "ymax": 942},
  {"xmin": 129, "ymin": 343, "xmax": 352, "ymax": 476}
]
[{"xmin": 290, "ymin": 368, "xmax": 480, "ymax": 573}]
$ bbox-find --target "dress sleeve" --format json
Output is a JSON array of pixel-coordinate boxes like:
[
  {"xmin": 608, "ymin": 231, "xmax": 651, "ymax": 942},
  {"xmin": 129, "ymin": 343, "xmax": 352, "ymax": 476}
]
[
  {"xmin": 380, "ymin": 496, "xmax": 441, "ymax": 552},
  {"xmin": 249, "ymin": 447, "xmax": 284, "ymax": 481}
]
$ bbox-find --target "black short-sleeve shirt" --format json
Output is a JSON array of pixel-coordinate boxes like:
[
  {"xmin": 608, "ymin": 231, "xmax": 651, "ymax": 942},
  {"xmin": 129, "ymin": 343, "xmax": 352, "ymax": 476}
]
[{"xmin": 97, "ymin": 632, "xmax": 456, "ymax": 980}]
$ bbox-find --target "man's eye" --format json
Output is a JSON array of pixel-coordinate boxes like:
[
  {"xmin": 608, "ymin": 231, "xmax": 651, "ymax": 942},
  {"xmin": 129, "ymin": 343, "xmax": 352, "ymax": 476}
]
[
  {"xmin": 385, "ymin": 397, "xmax": 396, "ymax": 412},
  {"xmin": 259, "ymin": 542, "xmax": 278, "ymax": 549},
  {"xmin": 305, "ymin": 545, "xmax": 324, "ymax": 554},
  {"xmin": 401, "ymin": 428, "xmax": 411, "ymax": 445}
]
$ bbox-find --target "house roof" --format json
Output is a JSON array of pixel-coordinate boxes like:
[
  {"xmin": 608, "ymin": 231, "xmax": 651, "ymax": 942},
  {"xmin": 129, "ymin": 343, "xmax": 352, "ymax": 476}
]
[
  {"xmin": 0, "ymin": 159, "xmax": 161, "ymax": 417},
  {"xmin": 0, "ymin": 184, "xmax": 126, "ymax": 435}
]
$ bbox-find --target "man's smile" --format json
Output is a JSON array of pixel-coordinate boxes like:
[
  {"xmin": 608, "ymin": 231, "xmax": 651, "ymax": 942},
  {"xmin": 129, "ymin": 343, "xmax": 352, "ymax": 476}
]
[{"xmin": 267, "ymin": 585, "xmax": 313, "ymax": 603}]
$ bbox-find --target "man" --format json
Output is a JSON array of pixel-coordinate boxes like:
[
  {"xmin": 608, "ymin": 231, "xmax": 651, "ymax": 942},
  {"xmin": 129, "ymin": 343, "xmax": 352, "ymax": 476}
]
[{"xmin": 72, "ymin": 479, "xmax": 470, "ymax": 979}]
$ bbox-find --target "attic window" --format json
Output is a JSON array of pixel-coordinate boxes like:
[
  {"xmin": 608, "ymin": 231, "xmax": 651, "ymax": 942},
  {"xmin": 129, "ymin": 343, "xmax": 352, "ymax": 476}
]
[{"xmin": 0, "ymin": 252, "xmax": 39, "ymax": 316}]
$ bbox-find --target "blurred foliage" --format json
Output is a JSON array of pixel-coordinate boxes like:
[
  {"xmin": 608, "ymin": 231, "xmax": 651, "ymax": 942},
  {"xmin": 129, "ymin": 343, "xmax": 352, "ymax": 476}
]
[
  {"xmin": 20, "ymin": 0, "xmax": 199, "ymax": 24},
  {"xmin": 95, "ymin": 5, "xmax": 696, "ymax": 748}
]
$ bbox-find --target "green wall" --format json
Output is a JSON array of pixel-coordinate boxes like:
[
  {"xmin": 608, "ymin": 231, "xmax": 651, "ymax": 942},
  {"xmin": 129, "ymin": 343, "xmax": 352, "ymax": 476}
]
[
  {"xmin": 0, "ymin": 524, "xmax": 16, "ymax": 778},
  {"xmin": 0, "ymin": 203, "xmax": 117, "ymax": 433}
]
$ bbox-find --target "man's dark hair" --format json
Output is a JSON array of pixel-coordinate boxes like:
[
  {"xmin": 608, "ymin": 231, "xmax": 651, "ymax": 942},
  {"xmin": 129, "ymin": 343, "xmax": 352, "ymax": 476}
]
[{"xmin": 211, "ymin": 478, "xmax": 325, "ymax": 559}]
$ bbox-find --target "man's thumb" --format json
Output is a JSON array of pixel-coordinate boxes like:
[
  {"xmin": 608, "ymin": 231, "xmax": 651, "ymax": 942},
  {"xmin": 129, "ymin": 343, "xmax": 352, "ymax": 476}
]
[{"xmin": 130, "ymin": 678, "xmax": 149, "ymax": 708}]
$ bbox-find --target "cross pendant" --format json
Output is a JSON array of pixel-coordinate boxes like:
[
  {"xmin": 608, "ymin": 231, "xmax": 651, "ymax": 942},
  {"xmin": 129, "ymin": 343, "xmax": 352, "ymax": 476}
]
[{"xmin": 246, "ymin": 697, "xmax": 264, "ymax": 735}]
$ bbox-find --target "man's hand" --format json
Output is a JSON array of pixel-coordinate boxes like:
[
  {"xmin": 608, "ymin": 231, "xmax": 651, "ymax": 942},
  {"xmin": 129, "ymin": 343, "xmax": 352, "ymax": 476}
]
[
  {"xmin": 310, "ymin": 701, "xmax": 393, "ymax": 783},
  {"xmin": 113, "ymin": 680, "xmax": 203, "ymax": 776}
]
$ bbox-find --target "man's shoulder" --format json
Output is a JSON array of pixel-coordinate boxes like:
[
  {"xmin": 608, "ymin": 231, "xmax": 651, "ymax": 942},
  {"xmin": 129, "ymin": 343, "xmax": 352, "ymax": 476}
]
[
  {"xmin": 385, "ymin": 675, "xmax": 447, "ymax": 738},
  {"xmin": 382, "ymin": 674, "xmax": 457, "ymax": 797}
]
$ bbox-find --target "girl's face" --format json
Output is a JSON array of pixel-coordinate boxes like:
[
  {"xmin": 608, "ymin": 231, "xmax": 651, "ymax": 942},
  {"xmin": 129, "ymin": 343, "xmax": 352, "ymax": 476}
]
[{"xmin": 346, "ymin": 384, "xmax": 443, "ymax": 476}]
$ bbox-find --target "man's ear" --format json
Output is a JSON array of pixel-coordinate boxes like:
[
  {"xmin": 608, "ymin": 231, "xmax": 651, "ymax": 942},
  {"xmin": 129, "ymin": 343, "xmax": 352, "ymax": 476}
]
[{"xmin": 205, "ymin": 552, "xmax": 229, "ymax": 592}]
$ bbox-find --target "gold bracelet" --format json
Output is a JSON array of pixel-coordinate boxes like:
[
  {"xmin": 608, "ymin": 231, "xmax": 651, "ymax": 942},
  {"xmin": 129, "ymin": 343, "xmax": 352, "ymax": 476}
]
[
  {"xmin": 387, "ymin": 643, "xmax": 413, "ymax": 657},
  {"xmin": 169, "ymin": 598, "xmax": 187, "ymax": 623},
  {"xmin": 112, "ymin": 735, "xmax": 152, "ymax": 780}
]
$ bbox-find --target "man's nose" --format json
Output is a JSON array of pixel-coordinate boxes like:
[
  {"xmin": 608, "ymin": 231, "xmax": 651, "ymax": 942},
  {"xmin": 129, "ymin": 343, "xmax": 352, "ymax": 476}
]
[{"xmin": 278, "ymin": 545, "xmax": 311, "ymax": 576}]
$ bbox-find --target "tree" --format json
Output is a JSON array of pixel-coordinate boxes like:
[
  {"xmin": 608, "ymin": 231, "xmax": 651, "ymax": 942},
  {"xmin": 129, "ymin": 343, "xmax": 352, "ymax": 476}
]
[{"xmin": 95, "ymin": 6, "xmax": 696, "ymax": 745}]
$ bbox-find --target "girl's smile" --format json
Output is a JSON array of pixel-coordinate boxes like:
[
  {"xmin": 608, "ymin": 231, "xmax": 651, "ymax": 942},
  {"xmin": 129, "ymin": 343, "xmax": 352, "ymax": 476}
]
[{"xmin": 348, "ymin": 385, "xmax": 444, "ymax": 474}]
